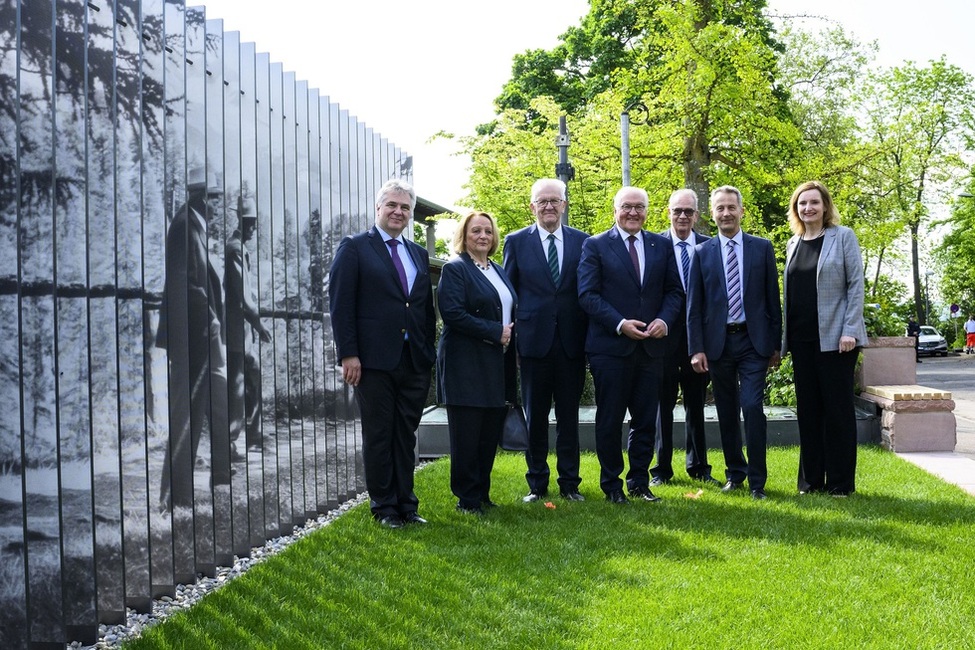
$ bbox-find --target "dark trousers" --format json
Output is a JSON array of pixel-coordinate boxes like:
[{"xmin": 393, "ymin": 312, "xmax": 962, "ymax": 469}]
[
  {"xmin": 652, "ymin": 347, "xmax": 711, "ymax": 480},
  {"xmin": 520, "ymin": 338, "xmax": 585, "ymax": 494},
  {"xmin": 161, "ymin": 341, "xmax": 231, "ymax": 509},
  {"xmin": 709, "ymin": 332, "xmax": 769, "ymax": 491},
  {"xmin": 589, "ymin": 348, "xmax": 663, "ymax": 494},
  {"xmin": 354, "ymin": 345, "xmax": 428, "ymax": 518},
  {"xmin": 446, "ymin": 405, "xmax": 505, "ymax": 509},
  {"xmin": 790, "ymin": 340, "xmax": 859, "ymax": 494},
  {"xmin": 228, "ymin": 347, "xmax": 262, "ymax": 448}
]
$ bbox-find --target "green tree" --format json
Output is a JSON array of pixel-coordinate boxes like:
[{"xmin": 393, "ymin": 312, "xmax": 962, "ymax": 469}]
[
  {"xmin": 857, "ymin": 58, "xmax": 975, "ymax": 325},
  {"xmin": 469, "ymin": 0, "xmax": 799, "ymax": 240}
]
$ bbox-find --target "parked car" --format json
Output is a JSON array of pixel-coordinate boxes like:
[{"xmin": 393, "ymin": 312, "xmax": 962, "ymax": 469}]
[{"xmin": 915, "ymin": 325, "xmax": 949, "ymax": 357}]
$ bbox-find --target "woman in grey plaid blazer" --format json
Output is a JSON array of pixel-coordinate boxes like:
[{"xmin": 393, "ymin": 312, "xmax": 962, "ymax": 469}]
[{"xmin": 782, "ymin": 181, "xmax": 867, "ymax": 497}]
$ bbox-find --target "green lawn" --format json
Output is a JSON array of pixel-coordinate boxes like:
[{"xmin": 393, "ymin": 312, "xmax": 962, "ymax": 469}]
[{"xmin": 125, "ymin": 447, "xmax": 975, "ymax": 649}]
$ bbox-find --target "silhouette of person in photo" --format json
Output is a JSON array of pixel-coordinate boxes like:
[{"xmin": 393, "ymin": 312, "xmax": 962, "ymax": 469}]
[
  {"xmin": 157, "ymin": 166, "xmax": 232, "ymax": 511},
  {"xmin": 225, "ymin": 196, "xmax": 271, "ymax": 457}
]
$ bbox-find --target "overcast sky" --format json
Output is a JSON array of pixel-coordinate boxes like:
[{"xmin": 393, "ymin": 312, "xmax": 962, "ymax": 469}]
[{"xmin": 200, "ymin": 0, "xmax": 975, "ymax": 210}]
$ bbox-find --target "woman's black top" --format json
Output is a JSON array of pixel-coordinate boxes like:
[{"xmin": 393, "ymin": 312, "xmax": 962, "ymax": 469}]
[{"xmin": 787, "ymin": 235, "xmax": 824, "ymax": 344}]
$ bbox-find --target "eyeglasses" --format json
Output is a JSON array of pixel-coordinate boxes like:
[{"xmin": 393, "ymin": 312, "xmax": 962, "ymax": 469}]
[
  {"xmin": 670, "ymin": 207, "xmax": 697, "ymax": 216},
  {"xmin": 618, "ymin": 203, "xmax": 647, "ymax": 213},
  {"xmin": 533, "ymin": 198, "xmax": 564, "ymax": 207}
]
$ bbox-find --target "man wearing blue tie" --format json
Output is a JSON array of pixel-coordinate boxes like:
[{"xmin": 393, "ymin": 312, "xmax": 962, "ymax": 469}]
[
  {"xmin": 329, "ymin": 179, "xmax": 437, "ymax": 528},
  {"xmin": 503, "ymin": 179, "xmax": 590, "ymax": 503},
  {"xmin": 686, "ymin": 186, "xmax": 781, "ymax": 500},
  {"xmin": 578, "ymin": 186, "xmax": 684, "ymax": 504},
  {"xmin": 650, "ymin": 189, "xmax": 719, "ymax": 487}
]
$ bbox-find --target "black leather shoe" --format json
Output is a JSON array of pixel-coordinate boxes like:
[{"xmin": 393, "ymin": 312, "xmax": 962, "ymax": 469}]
[
  {"xmin": 751, "ymin": 489, "xmax": 767, "ymax": 500},
  {"xmin": 403, "ymin": 512, "xmax": 428, "ymax": 525},
  {"xmin": 605, "ymin": 489, "xmax": 628, "ymax": 504},
  {"xmin": 649, "ymin": 476, "xmax": 670, "ymax": 487},
  {"xmin": 456, "ymin": 505, "xmax": 484, "ymax": 516},
  {"xmin": 560, "ymin": 490, "xmax": 585, "ymax": 501},
  {"xmin": 629, "ymin": 486, "xmax": 662, "ymax": 502},
  {"xmin": 697, "ymin": 474, "xmax": 722, "ymax": 486},
  {"xmin": 522, "ymin": 492, "xmax": 545, "ymax": 503},
  {"xmin": 376, "ymin": 515, "xmax": 405, "ymax": 529},
  {"xmin": 481, "ymin": 500, "xmax": 498, "ymax": 509},
  {"xmin": 721, "ymin": 480, "xmax": 744, "ymax": 493}
]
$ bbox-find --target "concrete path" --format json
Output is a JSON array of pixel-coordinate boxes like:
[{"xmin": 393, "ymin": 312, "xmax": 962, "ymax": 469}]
[{"xmin": 898, "ymin": 352, "xmax": 975, "ymax": 496}]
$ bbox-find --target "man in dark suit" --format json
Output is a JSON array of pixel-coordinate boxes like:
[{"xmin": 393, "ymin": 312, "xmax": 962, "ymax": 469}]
[
  {"xmin": 650, "ymin": 189, "xmax": 720, "ymax": 487},
  {"xmin": 687, "ymin": 185, "xmax": 782, "ymax": 500},
  {"xmin": 578, "ymin": 186, "xmax": 684, "ymax": 504},
  {"xmin": 157, "ymin": 166, "xmax": 231, "ymax": 511},
  {"xmin": 225, "ymin": 196, "xmax": 271, "ymax": 458},
  {"xmin": 503, "ymin": 178, "xmax": 589, "ymax": 503},
  {"xmin": 328, "ymin": 178, "xmax": 437, "ymax": 529}
]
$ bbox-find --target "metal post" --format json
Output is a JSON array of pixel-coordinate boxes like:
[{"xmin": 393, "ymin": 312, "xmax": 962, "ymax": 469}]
[
  {"xmin": 555, "ymin": 115, "xmax": 575, "ymax": 226},
  {"xmin": 621, "ymin": 110, "xmax": 631, "ymax": 186}
]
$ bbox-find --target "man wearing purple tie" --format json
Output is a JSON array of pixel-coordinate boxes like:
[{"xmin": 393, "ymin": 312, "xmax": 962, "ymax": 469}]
[
  {"xmin": 329, "ymin": 179, "xmax": 437, "ymax": 528},
  {"xmin": 686, "ymin": 186, "xmax": 781, "ymax": 500},
  {"xmin": 577, "ymin": 186, "xmax": 684, "ymax": 504}
]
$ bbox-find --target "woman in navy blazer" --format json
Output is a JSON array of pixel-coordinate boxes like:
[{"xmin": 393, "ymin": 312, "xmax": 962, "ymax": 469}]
[
  {"xmin": 437, "ymin": 211, "xmax": 518, "ymax": 514},
  {"xmin": 782, "ymin": 181, "xmax": 867, "ymax": 496}
]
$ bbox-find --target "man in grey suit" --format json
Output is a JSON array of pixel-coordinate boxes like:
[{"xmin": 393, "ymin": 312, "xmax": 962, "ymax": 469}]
[
  {"xmin": 650, "ymin": 189, "xmax": 719, "ymax": 487},
  {"xmin": 687, "ymin": 186, "xmax": 781, "ymax": 500}
]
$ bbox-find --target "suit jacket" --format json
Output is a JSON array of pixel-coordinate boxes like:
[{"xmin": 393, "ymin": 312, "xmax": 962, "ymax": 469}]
[
  {"xmin": 224, "ymin": 232, "xmax": 260, "ymax": 353},
  {"xmin": 502, "ymin": 223, "xmax": 589, "ymax": 359},
  {"xmin": 436, "ymin": 253, "xmax": 517, "ymax": 408},
  {"xmin": 156, "ymin": 204, "xmax": 224, "ymax": 356},
  {"xmin": 782, "ymin": 225, "xmax": 867, "ymax": 354},
  {"xmin": 328, "ymin": 226, "xmax": 437, "ymax": 372},
  {"xmin": 662, "ymin": 230, "xmax": 710, "ymax": 356},
  {"xmin": 687, "ymin": 232, "xmax": 782, "ymax": 360},
  {"xmin": 577, "ymin": 227, "xmax": 684, "ymax": 359}
]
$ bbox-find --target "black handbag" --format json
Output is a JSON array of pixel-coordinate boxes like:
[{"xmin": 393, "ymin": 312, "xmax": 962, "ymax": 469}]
[{"xmin": 499, "ymin": 403, "xmax": 529, "ymax": 452}]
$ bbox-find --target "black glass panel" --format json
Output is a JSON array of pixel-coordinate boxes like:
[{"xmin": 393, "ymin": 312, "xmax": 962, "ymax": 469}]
[
  {"xmin": 238, "ymin": 40, "xmax": 267, "ymax": 548},
  {"xmin": 141, "ymin": 0, "xmax": 173, "ymax": 599},
  {"xmin": 116, "ymin": 0, "xmax": 152, "ymax": 614},
  {"xmin": 182, "ymin": 4, "xmax": 216, "ymax": 578},
  {"xmin": 254, "ymin": 51, "xmax": 279, "ymax": 539},
  {"xmin": 268, "ymin": 61, "xmax": 293, "ymax": 531},
  {"xmin": 160, "ymin": 0, "xmax": 194, "ymax": 587},
  {"xmin": 83, "ymin": 0, "xmax": 125, "ymax": 628}
]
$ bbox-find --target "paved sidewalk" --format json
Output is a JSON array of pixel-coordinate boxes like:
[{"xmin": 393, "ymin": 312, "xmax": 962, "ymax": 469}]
[{"xmin": 897, "ymin": 352, "xmax": 975, "ymax": 496}]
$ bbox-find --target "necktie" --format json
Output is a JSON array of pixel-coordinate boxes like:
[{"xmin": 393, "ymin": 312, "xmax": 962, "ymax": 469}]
[
  {"xmin": 627, "ymin": 235, "xmax": 641, "ymax": 282},
  {"xmin": 387, "ymin": 239, "xmax": 409, "ymax": 296},
  {"xmin": 546, "ymin": 233, "xmax": 560, "ymax": 284},
  {"xmin": 726, "ymin": 240, "xmax": 743, "ymax": 322},
  {"xmin": 677, "ymin": 241, "xmax": 690, "ymax": 290}
]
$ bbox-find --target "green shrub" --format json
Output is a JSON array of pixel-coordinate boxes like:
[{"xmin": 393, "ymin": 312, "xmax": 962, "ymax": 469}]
[{"xmin": 765, "ymin": 353, "xmax": 796, "ymax": 407}]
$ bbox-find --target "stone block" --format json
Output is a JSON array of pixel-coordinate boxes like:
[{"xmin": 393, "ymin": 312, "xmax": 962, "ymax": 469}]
[
  {"xmin": 879, "ymin": 410, "xmax": 956, "ymax": 452},
  {"xmin": 858, "ymin": 337, "xmax": 917, "ymax": 388}
]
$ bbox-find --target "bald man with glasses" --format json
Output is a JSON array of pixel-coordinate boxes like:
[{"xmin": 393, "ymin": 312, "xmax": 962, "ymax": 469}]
[
  {"xmin": 578, "ymin": 186, "xmax": 683, "ymax": 504},
  {"xmin": 649, "ymin": 189, "xmax": 720, "ymax": 488}
]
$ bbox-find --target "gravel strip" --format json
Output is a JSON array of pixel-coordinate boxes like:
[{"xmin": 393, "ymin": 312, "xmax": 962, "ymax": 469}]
[{"xmin": 69, "ymin": 493, "xmax": 369, "ymax": 649}]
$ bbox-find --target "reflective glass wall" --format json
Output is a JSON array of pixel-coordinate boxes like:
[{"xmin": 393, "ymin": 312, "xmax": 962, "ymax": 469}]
[{"xmin": 0, "ymin": 1, "xmax": 412, "ymax": 646}]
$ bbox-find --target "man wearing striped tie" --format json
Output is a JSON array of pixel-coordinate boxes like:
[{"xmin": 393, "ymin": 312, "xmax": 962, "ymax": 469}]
[
  {"xmin": 649, "ymin": 189, "xmax": 720, "ymax": 488},
  {"xmin": 686, "ymin": 186, "xmax": 781, "ymax": 500},
  {"xmin": 503, "ymin": 179, "xmax": 590, "ymax": 503}
]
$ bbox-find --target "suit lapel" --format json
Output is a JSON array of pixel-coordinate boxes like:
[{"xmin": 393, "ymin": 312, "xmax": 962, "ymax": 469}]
[
  {"xmin": 368, "ymin": 227, "xmax": 406, "ymax": 296},
  {"xmin": 609, "ymin": 228, "xmax": 641, "ymax": 286},
  {"xmin": 818, "ymin": 228, "xmax": 837, "ymax": 279}
]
